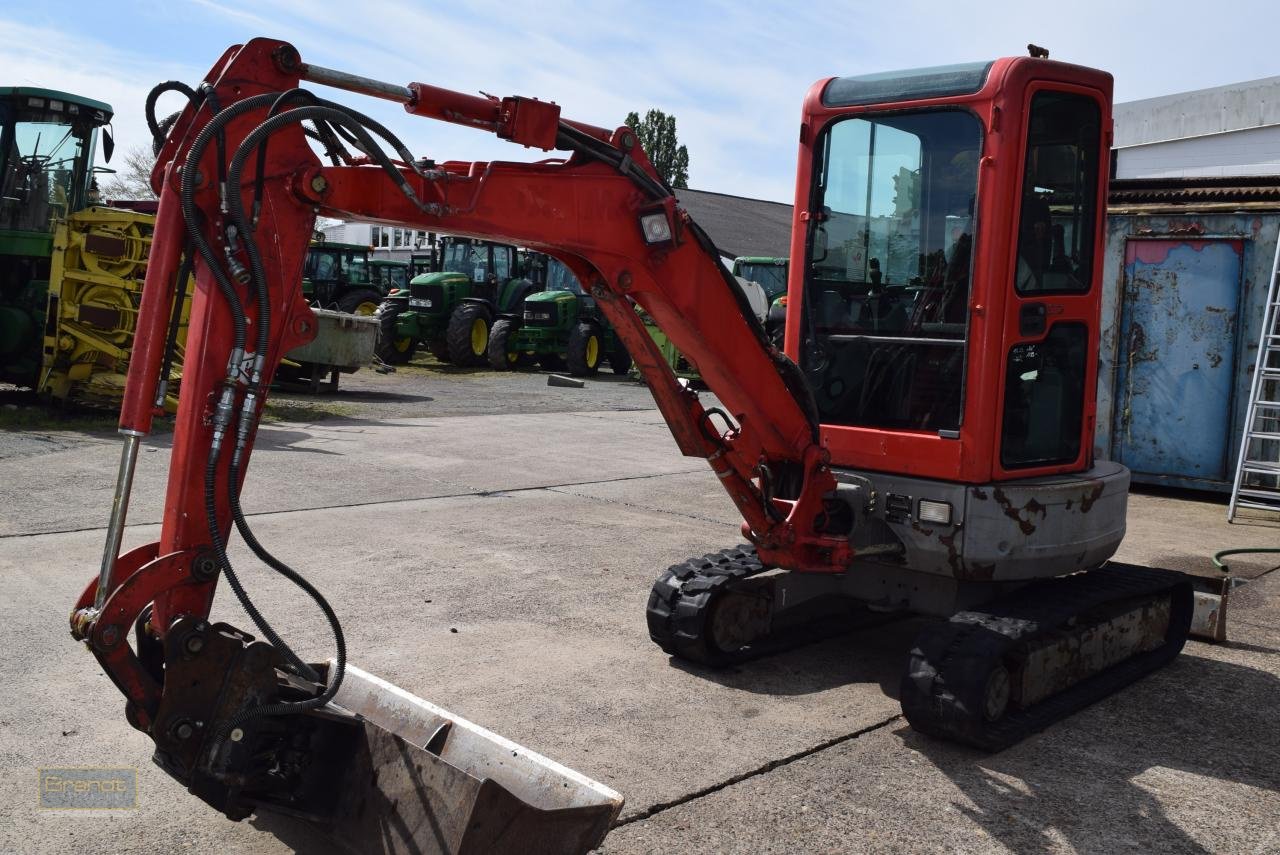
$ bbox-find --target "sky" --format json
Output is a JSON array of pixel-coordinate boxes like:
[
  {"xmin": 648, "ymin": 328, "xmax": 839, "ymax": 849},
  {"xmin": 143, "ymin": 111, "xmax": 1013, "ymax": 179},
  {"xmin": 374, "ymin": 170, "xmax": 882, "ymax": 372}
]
[{"xmin": 2, "ymin": 0, "xmax": 1277, "ymax": 203}]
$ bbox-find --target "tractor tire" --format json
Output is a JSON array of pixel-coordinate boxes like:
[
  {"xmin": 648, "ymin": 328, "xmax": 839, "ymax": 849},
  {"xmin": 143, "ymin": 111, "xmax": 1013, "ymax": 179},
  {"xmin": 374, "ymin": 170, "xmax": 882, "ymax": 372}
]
[
  {"xmin": 338, "ymin": 288, "xmax": 384, "ymax": 316},
  {"xmin": 429, "ymin": 340, "xmax": 451, "ymax": 363},
  {"xmin": 446, "ymin": 303, "xmax": 491, "ymax": 366},
  {"xmin": 608, "ymin": 343, "xmax": 632, "ymax": 376},
  {"xmin": 487, "ymin": 319, "xmax": 519, "ymax": 370},
  {"xmin": 375, "ymin": 304, "xmax": 418, "ymax": 365},
  {"xmin": 567, "ymin": 322, "xmax": 603, "ymax": 377}
]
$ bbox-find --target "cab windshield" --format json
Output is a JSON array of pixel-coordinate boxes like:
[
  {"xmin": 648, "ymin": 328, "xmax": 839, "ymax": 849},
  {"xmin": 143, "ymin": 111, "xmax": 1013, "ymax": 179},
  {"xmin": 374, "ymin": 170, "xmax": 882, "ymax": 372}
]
[
  {"xmin": 306, "ymin": 247, "xmax": 370, "ymax": 285},
  {"xmin": 803, "ymin": 108, "xmax": 981, "ymax": 432},
  {"xmin": 544, "ymin": 258, "xmax": 584, "ymax": 295},
  {"xmin": 372, "ymin": 264, "xmax": 407, "ymax": 291},
  {"xmin": 441, "ymin": 240, "xmax": 512, "ymax": 282},
  {"xmin": 735, "ymin": 261, "xmax": 788, "ymax": 301},
  {"xmin": 0, "ymin": 97, "xmax": 101, "ymax": 234}
]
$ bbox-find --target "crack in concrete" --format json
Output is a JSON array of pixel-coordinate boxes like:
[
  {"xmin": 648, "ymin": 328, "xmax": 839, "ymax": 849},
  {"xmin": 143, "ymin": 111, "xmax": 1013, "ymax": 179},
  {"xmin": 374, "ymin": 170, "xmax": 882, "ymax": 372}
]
[
  {"xmin": 611, "ymin": 714, "xmax": 903, "ymax": 828},
  {"xmin": 0, "ymin": 467, "xmax": 709, "ymax": 541},
  {"xmin": 545, "ymin": 482, "xmax": 730, "ymax": 528}
]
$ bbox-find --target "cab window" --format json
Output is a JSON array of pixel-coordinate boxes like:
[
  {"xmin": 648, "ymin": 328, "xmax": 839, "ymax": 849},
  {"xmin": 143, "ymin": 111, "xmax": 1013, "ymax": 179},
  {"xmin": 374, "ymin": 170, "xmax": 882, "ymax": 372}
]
[
  {"xmin": 802, "ymin": 109, "xmax": 981, "ymax": 432},
  {"xmin": 1013, "ymin": 92, "xmax": 1101, "ymax": 294}
]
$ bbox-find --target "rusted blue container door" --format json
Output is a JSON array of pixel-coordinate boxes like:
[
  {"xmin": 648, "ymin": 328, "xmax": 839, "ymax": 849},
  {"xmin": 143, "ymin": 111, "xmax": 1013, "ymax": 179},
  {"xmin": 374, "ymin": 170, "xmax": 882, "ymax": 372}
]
[{"xmin": 1112, "ymin": 238, "xmax": 1243, "ymax": 484}]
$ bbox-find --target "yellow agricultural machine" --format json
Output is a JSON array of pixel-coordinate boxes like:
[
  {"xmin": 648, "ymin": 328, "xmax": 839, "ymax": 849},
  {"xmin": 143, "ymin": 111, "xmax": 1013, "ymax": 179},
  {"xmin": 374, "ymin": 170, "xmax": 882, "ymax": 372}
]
[
  {"xmin": 0, "ymin": 86, "xmax": 189, "ymax": 408},
  {"xmin": 40, "ymin": 205, "xmax": 187, "ymax": 407}
]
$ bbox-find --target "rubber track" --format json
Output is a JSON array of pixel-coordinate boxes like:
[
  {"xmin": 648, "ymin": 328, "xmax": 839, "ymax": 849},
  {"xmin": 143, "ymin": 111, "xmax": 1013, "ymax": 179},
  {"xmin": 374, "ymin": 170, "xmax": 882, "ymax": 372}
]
[
  {"xmin": 900, "ymin": 562, "xmax": 1194, "ymax": 751},
  {"xmin": 646, "ymin": 545, "xmax": 766, "ymax": 667}
]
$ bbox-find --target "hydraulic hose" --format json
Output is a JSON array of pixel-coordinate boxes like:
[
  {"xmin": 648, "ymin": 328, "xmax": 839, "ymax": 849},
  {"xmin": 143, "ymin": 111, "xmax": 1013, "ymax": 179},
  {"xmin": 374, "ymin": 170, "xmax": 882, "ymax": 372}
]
[
  {"xmin": 146, "ymin": 81, "xmax": 200, "ymax": 149},
  {"xmin": 204, "ymin": 95, "xmax": 427, "ymax": 738}
]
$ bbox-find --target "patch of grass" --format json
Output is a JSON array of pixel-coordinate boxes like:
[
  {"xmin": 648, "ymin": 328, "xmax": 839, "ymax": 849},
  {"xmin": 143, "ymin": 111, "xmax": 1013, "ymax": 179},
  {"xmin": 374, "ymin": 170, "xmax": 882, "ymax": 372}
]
[
  {"xmin": 0, "ymin": 404, "xmax": 122, "ymax": 433},
  {"xmin": 262, "ymin": 400, "xmax": 358, "ymax": 423}
]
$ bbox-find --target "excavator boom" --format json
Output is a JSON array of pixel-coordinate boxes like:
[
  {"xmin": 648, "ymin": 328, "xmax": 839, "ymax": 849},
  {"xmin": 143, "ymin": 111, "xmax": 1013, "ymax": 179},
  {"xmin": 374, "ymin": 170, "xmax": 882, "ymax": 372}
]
[{"xmin": 69, "ymin": 37, "xmax": 842, "ymax": 853}]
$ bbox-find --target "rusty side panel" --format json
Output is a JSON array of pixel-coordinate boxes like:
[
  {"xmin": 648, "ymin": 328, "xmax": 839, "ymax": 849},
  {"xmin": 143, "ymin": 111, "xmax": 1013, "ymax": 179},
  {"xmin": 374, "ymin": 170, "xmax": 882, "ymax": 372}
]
[
  {"xmin": 961, "ymin": 461, "xmax": 1129, "ymax": 583},
  {"xmin": 1112, "ymin": 237, "xmax": 1243, "ymax": 482},
  {"xmin": 1096, "ymin": 213, "xmax": 1280, "ymax": 490}
]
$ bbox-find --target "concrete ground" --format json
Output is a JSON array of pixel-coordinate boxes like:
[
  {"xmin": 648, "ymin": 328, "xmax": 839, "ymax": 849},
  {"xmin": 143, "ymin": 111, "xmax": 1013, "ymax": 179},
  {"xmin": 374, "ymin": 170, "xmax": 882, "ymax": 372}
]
[{"xmin": 1, "ymin": 364, "xmax": 1278, "ymax": 854}]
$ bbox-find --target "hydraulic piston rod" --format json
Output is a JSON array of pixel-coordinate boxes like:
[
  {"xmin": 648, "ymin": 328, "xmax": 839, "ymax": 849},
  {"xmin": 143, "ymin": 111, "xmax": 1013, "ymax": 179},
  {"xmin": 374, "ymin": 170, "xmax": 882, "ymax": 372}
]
[{"xmin": 94, "ymin": 430, "xmax": 144, "ymax": 610}]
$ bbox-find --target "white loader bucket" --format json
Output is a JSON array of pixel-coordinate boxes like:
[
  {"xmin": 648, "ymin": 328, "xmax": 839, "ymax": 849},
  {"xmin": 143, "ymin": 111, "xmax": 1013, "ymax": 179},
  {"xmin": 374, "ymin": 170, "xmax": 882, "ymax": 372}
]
[{"xmin": 315, "ymin": 663, "xmax": 623, "ymax": 854}]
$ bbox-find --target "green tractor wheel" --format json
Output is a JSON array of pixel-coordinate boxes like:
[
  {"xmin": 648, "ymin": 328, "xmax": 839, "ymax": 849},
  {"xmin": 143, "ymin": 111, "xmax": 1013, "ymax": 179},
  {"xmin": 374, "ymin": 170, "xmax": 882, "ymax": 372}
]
[
  {"xmin": 567, "ymin": 322, "xmax": 602, "ymax": 377},
  {"xmin": 608, "ymin": 343, "xmax": 632, "ymax": 376},
  {"xmin": 375, "ymin": 303, "xmax": 418, "ymax": 365},
  {"xmin": 487, "ymin": 319, "xmax": 520, "ymax": 370},
  {"xmin": 338, "ymin": 288, "xmax": 384, "ymax": 316},
  {"xmin": 446, "ymin": 303, "xmax": 491, "ymax": 367},
  {"xmin": 429, "ymin": 340, "xmax": 452, "ymax": 363}
]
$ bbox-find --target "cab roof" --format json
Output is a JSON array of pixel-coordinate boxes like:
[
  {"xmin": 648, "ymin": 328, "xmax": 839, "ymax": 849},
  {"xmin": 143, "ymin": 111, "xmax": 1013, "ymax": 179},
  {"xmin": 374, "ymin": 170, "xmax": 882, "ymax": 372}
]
[{"xmin": 0, "ymin": 87, "xmax": 113, "ymax": 121}]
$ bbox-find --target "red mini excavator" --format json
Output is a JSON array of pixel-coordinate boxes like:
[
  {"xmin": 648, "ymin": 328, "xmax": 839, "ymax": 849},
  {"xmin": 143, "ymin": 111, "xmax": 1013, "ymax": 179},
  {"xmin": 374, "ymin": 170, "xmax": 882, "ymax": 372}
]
[{"xmin": 70, "ymin": 40, "xmax": 1194, "ymax": 854}]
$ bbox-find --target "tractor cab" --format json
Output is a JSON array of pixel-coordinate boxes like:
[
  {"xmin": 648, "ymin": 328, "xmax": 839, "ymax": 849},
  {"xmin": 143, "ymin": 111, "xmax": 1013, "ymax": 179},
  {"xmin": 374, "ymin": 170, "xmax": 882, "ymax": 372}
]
[
  {"xmin": 0, "ymin": 88, "xmax": 113, "ymax": 249},
  {"xmin": 733, "ymin": 255, "xmax": 789, "ymax": 343},
  {"xmin": 368, "ymin": 258, "xmax": 408, "ymax": 293},
  {"xmin": 301, "ymin": 240, "xmax": 386, "ymax": 314},
  {"xmin": 0, "ymin": 87, "xmax": 114, "ymax": 388}
]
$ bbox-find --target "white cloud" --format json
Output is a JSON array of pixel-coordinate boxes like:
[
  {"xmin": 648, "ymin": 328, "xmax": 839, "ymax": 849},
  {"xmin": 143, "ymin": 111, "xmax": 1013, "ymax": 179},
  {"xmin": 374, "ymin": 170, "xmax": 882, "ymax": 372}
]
[{"xmin": 10, "ymin": 0, "xmax": 1280, "ymax": 205}]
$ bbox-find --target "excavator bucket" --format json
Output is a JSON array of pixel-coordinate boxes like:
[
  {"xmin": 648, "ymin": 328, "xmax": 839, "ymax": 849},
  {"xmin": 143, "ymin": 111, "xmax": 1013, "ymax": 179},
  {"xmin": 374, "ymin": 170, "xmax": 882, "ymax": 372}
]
[
  {"xmin": 147, "ymin": 620, "xmax": 621, "ymax": 855},
  {"xmin": 316, "ymin": 664, "xmax": 624, "ymax": 854}
]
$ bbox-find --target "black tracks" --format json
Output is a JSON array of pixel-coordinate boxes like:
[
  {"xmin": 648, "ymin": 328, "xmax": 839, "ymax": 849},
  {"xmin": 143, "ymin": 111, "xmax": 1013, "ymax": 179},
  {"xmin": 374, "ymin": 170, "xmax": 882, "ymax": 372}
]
[
  {"xmin": 649, "ymin": 549, "xmax": 1195, "ymax": 753},
  {"xmin": 900, "ymin": 562, "xmax": 1194, "ymax": 751},
  {"xmin": 646, "ymin": 545, "xmax": 767, "ymax": 667}
]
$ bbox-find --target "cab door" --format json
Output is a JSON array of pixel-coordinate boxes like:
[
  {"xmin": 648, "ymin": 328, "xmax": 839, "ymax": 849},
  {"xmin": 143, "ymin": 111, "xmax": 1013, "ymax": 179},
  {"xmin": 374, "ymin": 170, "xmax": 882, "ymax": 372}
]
[{"xmin": 997, "ymin": 87, "xmax": 1107, "ymax": 476}]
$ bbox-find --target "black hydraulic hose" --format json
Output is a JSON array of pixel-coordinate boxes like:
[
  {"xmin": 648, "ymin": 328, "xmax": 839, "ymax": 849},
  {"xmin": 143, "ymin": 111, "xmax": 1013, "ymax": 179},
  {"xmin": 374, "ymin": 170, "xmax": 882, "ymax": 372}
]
[
  {"xmin": 178, "ymin": 92, "xmax": 285, "ymax": 354},
  {"xmin": 146, "ymin": 81, "xmax": 200, "ymax": 145},
  {"xmin": 202, "ymin": 454, "xmax": 315, "ymax": 680},
  {"xmin": 224, "ymin": 456, "xmax": 346, "ymax": 706},
  {"xmin": 174, "ymin": 91, "xmax": 328, "ymax": 684},
  {"xmin": 203, "ymin": 99, "xmax": 423, "ymax": 738},
  {"xmin": 156, "ymin": 248, "xmax": 194, "ymax": 404},
  {"xmin": 250, "ymin": 89, "xmax": 317, "ymax": 223}
]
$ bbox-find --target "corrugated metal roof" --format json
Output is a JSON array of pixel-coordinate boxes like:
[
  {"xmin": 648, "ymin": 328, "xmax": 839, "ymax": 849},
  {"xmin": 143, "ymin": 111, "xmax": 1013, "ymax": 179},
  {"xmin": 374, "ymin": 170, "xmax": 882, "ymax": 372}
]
[
  {"xmin": 1108, "ymin": 175, "xmax": 1280, "ymax": 207},
  {"xmin": 675, "ymin": 188, "xmax": 794, "ymax": 259}
]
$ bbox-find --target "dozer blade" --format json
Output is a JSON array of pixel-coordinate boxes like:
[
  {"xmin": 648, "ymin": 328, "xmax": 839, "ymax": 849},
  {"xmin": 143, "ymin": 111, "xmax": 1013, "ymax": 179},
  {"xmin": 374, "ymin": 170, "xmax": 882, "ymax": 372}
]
[
  {"xmin": 149, "ymin": 620, "xmax": 622, "ymax": 855},
  {"xmin": 318, "ymin": 663, "xmax": 624, "ymax": 855},
  {"xmin": 1187, "ymin": 574, "xmax": 1232, "ymax": 643}
]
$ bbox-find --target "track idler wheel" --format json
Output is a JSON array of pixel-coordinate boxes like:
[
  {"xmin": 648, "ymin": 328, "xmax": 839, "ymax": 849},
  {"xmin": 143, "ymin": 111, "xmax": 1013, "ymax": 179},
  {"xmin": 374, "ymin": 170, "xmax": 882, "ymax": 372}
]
[{"xmin": 646, "ymin": 545, "xmax": 772, "ymax": 667}]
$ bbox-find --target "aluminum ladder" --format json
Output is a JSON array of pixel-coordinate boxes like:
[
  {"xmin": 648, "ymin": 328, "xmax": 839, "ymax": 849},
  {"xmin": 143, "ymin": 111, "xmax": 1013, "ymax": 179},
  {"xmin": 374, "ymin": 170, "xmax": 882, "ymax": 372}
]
[{"xmin": 1228, "ymin": 232, "xmax": 1280, "ymax": 521}]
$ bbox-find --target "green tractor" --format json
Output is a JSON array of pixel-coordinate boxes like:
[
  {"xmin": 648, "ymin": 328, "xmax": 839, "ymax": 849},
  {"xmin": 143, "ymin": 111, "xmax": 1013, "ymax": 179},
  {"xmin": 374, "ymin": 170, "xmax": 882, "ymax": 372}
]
[
  {"xmin": 301, "ymin": 240, "xmax": 387, "ymax": 316},
  {"xmin": 0, "ymin": 86, "xmax": 116, "ymax": 393},
  {"xmin": 375, "ymin": 237, "xmax": 538, "ymax": 366},
  {"xmin": 369, "ymin": 257, "xmax": 409, "ymax": 294},
  {"xmin": 487, "ymin": 255, "xmax": 631, "ymax": 376},
  {"xmin": 631, "ymin": 255, "xmax": 789, "ymax": 384},
  {"xmin": 733, "ymin": 255, "xmax": 789, "ymax": 344}
]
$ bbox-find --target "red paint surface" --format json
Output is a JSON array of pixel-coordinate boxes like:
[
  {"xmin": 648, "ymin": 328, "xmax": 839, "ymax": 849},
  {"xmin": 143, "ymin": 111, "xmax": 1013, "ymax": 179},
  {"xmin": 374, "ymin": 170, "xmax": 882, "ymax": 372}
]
[{"xmin": 1128, "ymin": 238, "xmax": 1244, "ymax": 266}]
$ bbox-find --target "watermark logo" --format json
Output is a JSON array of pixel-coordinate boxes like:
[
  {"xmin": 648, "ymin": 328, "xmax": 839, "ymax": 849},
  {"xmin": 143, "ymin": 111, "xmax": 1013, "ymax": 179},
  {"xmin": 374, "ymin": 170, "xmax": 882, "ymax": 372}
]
[{"xmin": 38, "ymin": 768, "xmax": 137, "ymax": 810}]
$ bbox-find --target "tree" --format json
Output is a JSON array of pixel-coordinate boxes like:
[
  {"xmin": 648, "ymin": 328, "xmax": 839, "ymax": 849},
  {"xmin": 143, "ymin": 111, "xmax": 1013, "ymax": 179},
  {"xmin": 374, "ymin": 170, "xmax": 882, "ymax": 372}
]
[
  {"xmin": 98, "ymin": 144, "xmax": 157, "ymax": 201},
  {"xmin": 623, "ymin": 109, "xmax": 689, "ymax": 189}
]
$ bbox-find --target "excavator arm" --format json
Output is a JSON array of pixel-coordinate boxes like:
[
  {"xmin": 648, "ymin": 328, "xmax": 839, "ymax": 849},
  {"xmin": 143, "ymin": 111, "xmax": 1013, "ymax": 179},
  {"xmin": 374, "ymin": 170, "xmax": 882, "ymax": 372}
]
[{"xmin": 68, "ymin": 38, "xmax": 851, "ymax": 853}]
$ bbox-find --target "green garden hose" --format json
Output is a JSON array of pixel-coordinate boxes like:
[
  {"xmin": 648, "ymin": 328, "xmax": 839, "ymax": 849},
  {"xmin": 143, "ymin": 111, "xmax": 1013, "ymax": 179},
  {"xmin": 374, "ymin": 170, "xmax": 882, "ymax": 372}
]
[{"xmin": 1212, "ymin": 547, "xmax": 1280, "ymax": 573}]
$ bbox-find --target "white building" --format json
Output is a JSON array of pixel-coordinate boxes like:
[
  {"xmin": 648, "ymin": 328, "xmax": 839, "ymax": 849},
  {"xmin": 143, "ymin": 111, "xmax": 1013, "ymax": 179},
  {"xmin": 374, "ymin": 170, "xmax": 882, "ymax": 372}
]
[
  {"xmin": 1113, "ymin": 75, "xmax": 1280, "ymax": 179},
  {"xmin": 319, "ymin": 221, "xmax": 432, "ymax": 261}
]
